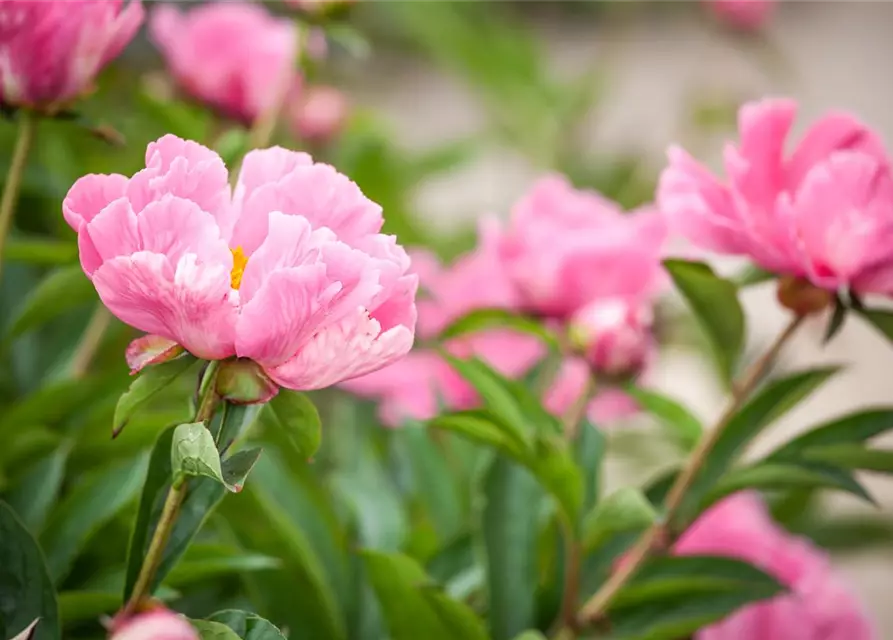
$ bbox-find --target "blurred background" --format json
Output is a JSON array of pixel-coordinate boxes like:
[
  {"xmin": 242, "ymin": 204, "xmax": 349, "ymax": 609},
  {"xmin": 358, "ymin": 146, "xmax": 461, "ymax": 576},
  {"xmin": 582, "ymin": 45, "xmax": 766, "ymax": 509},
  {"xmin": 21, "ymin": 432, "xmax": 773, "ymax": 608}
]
[{"xmin": 3, "ymin": 1, "xmax": 893, "ymax": 637}]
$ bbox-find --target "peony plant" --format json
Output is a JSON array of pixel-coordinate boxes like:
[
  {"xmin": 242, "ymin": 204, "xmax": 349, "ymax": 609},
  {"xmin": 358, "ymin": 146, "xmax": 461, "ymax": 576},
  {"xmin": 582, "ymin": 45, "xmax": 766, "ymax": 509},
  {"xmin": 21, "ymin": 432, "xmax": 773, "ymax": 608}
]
[{"xmin": 0, "ymin": 3, "xmax": 890, "ymax": 640}]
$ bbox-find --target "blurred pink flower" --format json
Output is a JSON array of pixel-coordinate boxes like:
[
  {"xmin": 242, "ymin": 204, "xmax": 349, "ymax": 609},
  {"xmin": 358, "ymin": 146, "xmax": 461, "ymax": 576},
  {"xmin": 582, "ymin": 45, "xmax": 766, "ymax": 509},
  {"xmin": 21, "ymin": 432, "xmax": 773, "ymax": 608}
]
[
  {"xmin": 677, "ymin": 492, "xmax": 875, "ymax": 640},
  {"xmin": 109, "ymin": 608, "xmax": 197, "ymax": 640},
  {"xmin": 290, "ymin": 85, "xmax": 349, "ymax": 145},
  {"xmin": 487, "ymin": 175, "xmax": 668, "ymax": 319},
  {"xmin": 568, "ymin": 298, "xmax": 654, "ymax": 377},
  {"xmin": 343, "ymin": 240, "xmax": 543, "ymax": 426},
  {"xmin": 149, "ymin": 2, "xmax": 298, "ymax": 124},
  {"xmin": 63, "ymin": 135, "xmax": 417, "ymax": 391},
  {"xmin": 0, "ymin": 0, "xmax": 144, "ymax": 111},
  {"xmin": 659, "ymin": 98, "xmax": 893, "ymax": 295},
  {"xmin": 705, "ymin": 0, "xmax": 775, "ymax": 30},
  {"xmin": 543, "ymin": 357, "xmax": 642, "ymax": 427}
]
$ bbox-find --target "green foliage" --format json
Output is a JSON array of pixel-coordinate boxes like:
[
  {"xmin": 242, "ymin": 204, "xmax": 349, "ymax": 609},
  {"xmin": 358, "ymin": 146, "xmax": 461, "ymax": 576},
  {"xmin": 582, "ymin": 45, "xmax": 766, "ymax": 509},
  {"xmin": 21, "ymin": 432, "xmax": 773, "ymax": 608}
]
[{"xmin": 440, "ymin": 308, "xmax": 561, "ymax": 352}]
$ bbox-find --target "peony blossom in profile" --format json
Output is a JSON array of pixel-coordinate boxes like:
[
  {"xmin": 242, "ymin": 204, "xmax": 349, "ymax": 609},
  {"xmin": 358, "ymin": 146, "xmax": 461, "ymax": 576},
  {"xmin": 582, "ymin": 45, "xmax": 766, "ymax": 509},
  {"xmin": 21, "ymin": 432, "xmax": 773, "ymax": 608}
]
[
  {"xmin": 63, "ymin": 135, "xmax": 417, "ymax": 392},
  {"xmin": 290, "ymin": 85, "xmax": 349, "ymax": 145},
  {"xmin": 149, "ymin": 2, "xmax": 298, "ymax": 124},
  {"xmin": 658, "ymin": 98, "xmax": 893, "ymax": 295},
  {"xmin": 0, "ymin": 0, "xmax": 144, "ymax": 111},
  {"xmin": 343, "ymin": 239, "xmax": 543, "ymax": 426},
  {"xmin": 677, "ymin": 492, "xmax": 875, "ymax": 640},
  {"xmin": 109, "ymin": 608, "xmax": 198, "ymax": 640},
  {"xmin": 486, "ymin": 175, "xmax": 668, "ymax": 320},
  {"xmin": 705, "ymin": 0, "xmax": 774, "ymax": 31}
]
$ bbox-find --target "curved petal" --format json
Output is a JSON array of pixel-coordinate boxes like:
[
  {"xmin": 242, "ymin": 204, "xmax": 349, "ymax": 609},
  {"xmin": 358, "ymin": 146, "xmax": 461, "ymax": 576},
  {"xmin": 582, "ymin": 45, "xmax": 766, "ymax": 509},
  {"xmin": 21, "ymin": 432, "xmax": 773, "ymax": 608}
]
[
  {"xmin": 235, "ymin": 265, "xmax": 339, "ymax": 367},
  {"xmin": 62, "ymin": 173, "xmax": 129, "ymax": 231},
  {"xmin": 268, "ymin": 308, "xmax": 415, "ymax": 390},
  {"xmin": 92, "ymin": 251, "xmax": 236, "ymax": 360},
  {"xmin": 80, "ymin": 197, "xmax": 140, "ymax": 275},
  {"xmin": 231, "ymin": 162, "xmax": 383, "ymax": 254},
  {"xmin": 731, "ymin": 98, "xmax": 796, "ymax": 210},
  {"xmin": 233, "ymin": 146, "xmax": 313, "ymax": 207},
  {"xmin": 137, "ymin": 194, "xmax": 232, "ymax": 269}
]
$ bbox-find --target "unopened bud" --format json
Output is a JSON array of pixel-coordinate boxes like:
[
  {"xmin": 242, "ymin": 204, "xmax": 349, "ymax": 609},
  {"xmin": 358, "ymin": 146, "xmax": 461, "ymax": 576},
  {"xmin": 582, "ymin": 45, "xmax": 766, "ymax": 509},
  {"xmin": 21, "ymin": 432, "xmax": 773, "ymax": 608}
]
[
  {"xmin": 568, "ymin": 298, "xmax": 653, "ymax": 378},
  {"xmin": 109, "ymin": 607, "xmax": 198, "ymax": 640},
  {"xmin": 216, "ymin": 358, "xmax": 279, "ymax": 405},
  {"xmin": 776, "ymin": 276, "xmax": 833, "ymax": 317},
  {"xmin": 290, "ymin": 85, "xmax": 349, "ymax": 145}
]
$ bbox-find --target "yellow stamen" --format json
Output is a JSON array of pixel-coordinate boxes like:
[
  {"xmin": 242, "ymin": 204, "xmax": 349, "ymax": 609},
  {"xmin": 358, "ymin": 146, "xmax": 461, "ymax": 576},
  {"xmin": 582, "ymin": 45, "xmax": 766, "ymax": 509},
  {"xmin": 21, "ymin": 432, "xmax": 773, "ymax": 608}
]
[{"xmin": 230, "ymin": 246, "xmax": 248, "ymax": 290}]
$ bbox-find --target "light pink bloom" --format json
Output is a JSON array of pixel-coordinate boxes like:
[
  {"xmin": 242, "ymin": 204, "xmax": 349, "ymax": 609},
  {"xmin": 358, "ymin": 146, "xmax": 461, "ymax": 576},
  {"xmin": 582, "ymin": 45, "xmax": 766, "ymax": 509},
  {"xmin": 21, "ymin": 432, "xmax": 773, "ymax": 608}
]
[
  {"xmin": 0, "ymin": 0, "xmax": 144, "ymax": 110},
  {"xmin": 343, "ymin": 241, "xmax": 542, "ymax": 426},
  {"xmin": 568, "ymin": 298, "xmax": 654, "ymax": 377},
  {"xmin": 487, "ymin": 175, "xmax": 668, "ymax": 319},
  {"xmin": 677, "ymin": 492, "xmax": 875, "ymax": 640},
  {"xmin": 705, "ymin": 0, "xmax": 774, "ymax": 30},
  {"xmin": 544, "ymin": 358, "xmax": 641, "ymax": 427},
  {"xmin": 150, "ymin": 2, "xmax": 297, "ymax": 124},
  {"xmin": 110, "ymin": 608, "xmax": 198, "ymax": 640},
  {"xmin": 290, "ymin": 85, "xmax": 349, "ymax": 145},
  {"xmin": 64, "ymin": 135, "xmax": 417, "ymax": 391},
  {"xmin": 659, "ymin": 98, "xmax": 893, "ymax": 294}
]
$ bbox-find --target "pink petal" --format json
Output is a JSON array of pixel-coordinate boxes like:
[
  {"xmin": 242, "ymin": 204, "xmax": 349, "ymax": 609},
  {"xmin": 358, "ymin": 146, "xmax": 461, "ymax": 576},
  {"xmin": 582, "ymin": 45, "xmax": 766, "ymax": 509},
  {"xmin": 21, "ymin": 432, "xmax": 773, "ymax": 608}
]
[
  {"xmin": 789, "ymin": 111, "xmax": 891, "ymax": 190},
  {"xmin": 93, "ymin": 252, "xmax": 236, "ymax": 360},
  {"xmin": 111, "ymin": 609, "xmax": 198, "ymax": 640},
  {"xmin": 137, "ymin": 195, "xmax": 233, "ymax": 269},
  {"xmin": 268, "ymin": 308, "xmax": 415, "ymax": 390},
  {"xmin": 62, "ymin": 173, "xmax": 129, "ymax": 231},
  {"xmin": 80, "ymin": 197, "xmax": 140, "ymax": 276},
  {"xmin": 233, "ymin": 146, "xmax": 313, "ymax": 206},
  {"xmin": 657, "ymin": 146, "xmax": 746, "ymax": 254},
  {"xmin": 587, "ymin": 388, "xmax": 640, "ymax": 425},
  {"xmin": 370, "ymin": 273, "xmax": 419, "ymax": 334},
  {"xmin": 125, "ymin": 335, "xmax": 185, "ymax": 374},
  {"xmin": 733, "ymin": 99, "xmax": 796, "ymax": 207},
  {"xmin": 235, "ymin": 264, "xmax": 337, "ymax": 366}
]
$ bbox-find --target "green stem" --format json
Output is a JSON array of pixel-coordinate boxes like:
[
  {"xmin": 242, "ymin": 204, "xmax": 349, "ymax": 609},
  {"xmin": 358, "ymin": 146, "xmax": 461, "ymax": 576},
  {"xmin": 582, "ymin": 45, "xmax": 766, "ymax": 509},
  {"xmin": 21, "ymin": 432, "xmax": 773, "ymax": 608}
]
[
  {"xmin": 69, "ymin": 305, "xmax": 112, "ymax": 379},
  {"xmin": 0, "ymin": 111, "xmax": 38, "ymax": 286},
  {"xmin": 575, "ymin": 314, "xmax": 805, "ymax": 627},
  {"xmin": 124, "ymin": 363, "xmax": 221, "ymax": 613}
]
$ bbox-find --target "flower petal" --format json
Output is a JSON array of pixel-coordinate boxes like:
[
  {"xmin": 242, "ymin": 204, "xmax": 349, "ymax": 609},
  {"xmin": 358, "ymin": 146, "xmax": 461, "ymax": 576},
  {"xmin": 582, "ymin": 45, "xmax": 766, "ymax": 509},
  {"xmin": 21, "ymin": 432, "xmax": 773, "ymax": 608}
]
[
  {"xmin": 125, "ymin": 335, "xmax": 185, "ymax": 374},
  {"xmin": 62, "ymin": 173, "xmax": 129, "ymax": 231},
  {"xmin": 80, "ymin": 197, "xmax": 140, "ymax": 275},
  {"xmin": 268, "ymin": 308, "xmax": 415, "ymax": 390},
  {"xmin": 93, "ymin": 252, "xmax": 236, "ymax": 360},
  {"xmin": 233, "ymin": 146, "xmax": 313, "ymax": 206},
  {"xmin": 137, "ymin": 194, "xmax": 232, "ymax": 269}
]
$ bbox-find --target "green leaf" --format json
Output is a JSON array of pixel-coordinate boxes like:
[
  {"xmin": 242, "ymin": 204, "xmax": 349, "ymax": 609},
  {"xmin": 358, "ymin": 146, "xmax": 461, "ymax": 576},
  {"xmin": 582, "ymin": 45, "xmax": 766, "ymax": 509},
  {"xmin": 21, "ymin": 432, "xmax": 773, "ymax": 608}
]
[
  {"xmin": 172, "ymin": 422, "xmax": 225, "ymax": 485},
  {"xmin": 255, "ymin": 389, "xmax": 321, "ymax": 459},
  {"xmin": 607, "ymin": 555, "xmax": 785, "ymax": 640},
  {"xmin": 439, "ymin": 308, "xmax": 559, "ymax": 351},
  {"xmin": 4, "ymin": 265, "xmax": 94, "ymax": 340},
  {"xmin": 481, "ymin": 457, "xmax": 542, "ymax": 640},
  {"xmin": 857, "ymin": 307, "xmax": 893, "ymax": 344},
  {"xmin": 732, "ymin": 264, "xmax": 775, "ymax": 288},
  {"xmin": 769, "ymin": 409, "xmax": 893, "ymax": 458},
  {"xmin": 362, "ymin": 551, "xmax": 486, "ymax": 640},
  {"xmin": 664, "ymin": 259, "xmax": 745, "ymax": 382},
  {"xmin": 709, "ymin": 462, "xmax": 875, "ymax": 506},
  {"xmin": 41, "ymin": 455, "xmax": 148, "ymax": 582},
  {"xmin": 429, "ymin": 409, "xmax": 527, "ymax": 458},
  {"xmin": 624, "ymin": 385, "xmax": 703, "ymax": 451},
  {"xmin": 220, "ymin": 448, "xmax": 263, "ymax": 492},
  {"xmin": 799, "ymin": 444, "xmax": 893, "ymax": 473},
  {"xmin": 207, "ymin": 610, "xmax": 286, "ymax": 640},
  {"xmin": 0, "ymin": 502, "xmax": 60, "ymax": 640},
  {"xmin": 124, "ymin": 427, "xmax": 226, "ymax": 601},
  {"xmin": 802, "ymin": 515, "xmax": 893, "ymax": 552},
  {"xmin": 5, "ymin": 445, "xmax": 69, "ymax": 533},
  {"xmin": 823, "ymin": 296, "xmax": 848, "ymax": 344},
  {"xmin": 5, "ymin": 236, "xmax": 77, "ymax": 265},
  {"xmin": 681, "ymin": 367, "xmax": 839, "ymax": 523},
  {"xmin": 113, "ymin": 355, "xmax": 197, "ymax": 435},
  {"xmin": 530, "ymin": 435, "xmax": 584, "ymax": 523},
  {"xmin": 191, "ymin": 620, "xmax": 241, "ymax": 640},
  {"xmin": 215, "ymin": 403, "xmax": 261, "ymax": 452},
  {"xmin": 165, "ymin": 553, "xmax": 280, "ymax": 588},
  {"xmin": 511, "ymin": 633, "xmax": 546, "ymax": 640},
  {"xmin": 582, "ymin": 488, "xmax": 656, "ymax": 552},
  {"xmin": 59, "ymin": 589, "xmax": 178, "ymax": 624},
  {"xmin": 574, "ymin": 422, "xmax": 605, "ymax": 515}
]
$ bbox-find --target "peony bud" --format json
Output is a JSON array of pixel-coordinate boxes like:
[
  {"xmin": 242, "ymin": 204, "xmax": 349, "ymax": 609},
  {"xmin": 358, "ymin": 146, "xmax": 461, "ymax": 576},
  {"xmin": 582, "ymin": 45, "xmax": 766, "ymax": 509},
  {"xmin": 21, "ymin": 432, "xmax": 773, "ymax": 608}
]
[
  {"xmin": 109, "ymin": 607, "xmax": 198, "ymax": 640},
  {"xmin": 0, "ymin": 0, "xmax": 144, "ymax": 112},
  {"xmin": 705, "ymin": 0, "xmax": 775, "ymax": 30},
  {"xmin": 776, "ymin": 275, "xmax": 833, "ymax": 317},
  {"xmin": 290, "ymin": 85, "xmax": 349, "ymax": 145},
  {"xmin": 568, "ymin": 298, "xmax": 653, "ymax": 378}
]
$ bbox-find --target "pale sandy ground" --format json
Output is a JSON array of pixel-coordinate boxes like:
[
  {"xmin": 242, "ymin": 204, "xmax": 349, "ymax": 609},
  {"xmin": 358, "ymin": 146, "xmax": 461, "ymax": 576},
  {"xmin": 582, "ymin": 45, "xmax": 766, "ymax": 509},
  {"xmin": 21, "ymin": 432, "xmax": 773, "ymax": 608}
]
[{"xmin": 346, "ymin": 1, "xmax": 893, "ymax": 633}]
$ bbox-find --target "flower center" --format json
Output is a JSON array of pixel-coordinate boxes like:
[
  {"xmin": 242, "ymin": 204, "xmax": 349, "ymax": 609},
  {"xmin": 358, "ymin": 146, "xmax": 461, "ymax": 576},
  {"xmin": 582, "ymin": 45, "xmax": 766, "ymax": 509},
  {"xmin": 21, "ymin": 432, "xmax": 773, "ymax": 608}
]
[{"xmin": 231, "ymin": 246, "xmax": 248, "ymax": 290}]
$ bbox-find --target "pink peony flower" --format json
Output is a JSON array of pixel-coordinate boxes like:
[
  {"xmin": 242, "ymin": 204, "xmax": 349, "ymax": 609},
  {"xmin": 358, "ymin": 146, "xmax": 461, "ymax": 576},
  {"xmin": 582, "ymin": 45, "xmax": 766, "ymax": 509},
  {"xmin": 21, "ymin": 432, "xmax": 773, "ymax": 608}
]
[
  {"xmin": 343, "ymin": 240, "xmax": 543, "ymax": 426},
  {"xmin": 676, "ymin": 492, "xmax": 875, "ymax": 640},
  {"xmin": 149, "ymin": 2, "xmax": 298, "ymax": 124},
  {"xmin": 543, "ymin": 357, "xmax": 642, "ymax": 427},
  {"xmin": 705, "ymin": 0, "xmax": 775, "ymax": 31},
  {"xmin": 290, "ymin": 85, "xmax": 349, "ymax": 145},
  {"xmin": 0, "ymin": 0, "xmax": 144, "ymax": 111},
  {"xmin": 568, "ymin": 298, "xmax": 654, "ymax": 377},
  {"xmin": 487, "ymin": 175, "xmax": 668, "ymax": 320},
  {"xmin": 658, "ymin": 98, "xmax": 893, "ymax": 295},
  {"xmin": 109, "ymin": 608, "xmax": 198, "ymax": 640},
  {"xmin": 63, "ymin": 135, "xmax": 417, "ymax": 391}
]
